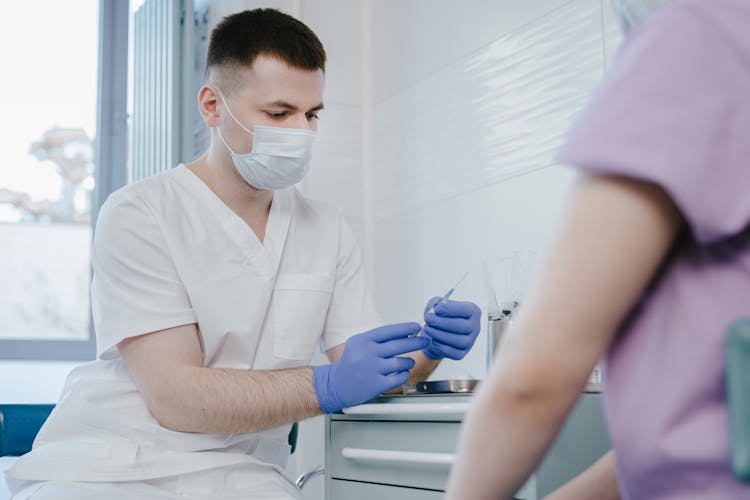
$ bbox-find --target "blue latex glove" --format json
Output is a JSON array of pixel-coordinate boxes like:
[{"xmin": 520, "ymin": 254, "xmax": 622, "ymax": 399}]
[
  {"xmin": 421, "ymin": 297, "xmax": 482, "ymax": 360},
  {"xmin": 313, "ymin": 322, "xmax": 429, "ymax": 414}
]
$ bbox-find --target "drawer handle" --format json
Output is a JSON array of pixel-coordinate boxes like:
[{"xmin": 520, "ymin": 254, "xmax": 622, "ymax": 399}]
[
  {"xmin": 342, "ymin": 402, "xmax": 471, "ymax": 415},
  {"xmin": 341, "ymin": 447, "xmax": 455, "ymax": 465}
]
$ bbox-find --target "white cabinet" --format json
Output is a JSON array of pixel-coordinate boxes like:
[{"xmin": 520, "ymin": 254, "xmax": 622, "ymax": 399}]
[{"xmin": 325, "ymin": 393, "xmax": 609, "ymax": 499}]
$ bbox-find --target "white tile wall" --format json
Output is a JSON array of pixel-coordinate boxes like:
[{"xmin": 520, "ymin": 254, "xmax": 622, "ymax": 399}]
[
  {"xmin": 372, "ymin": 0, "xmax": 603, "ymax": 221},
  {"xmin": 603, "ymin": 0, "xmax": 625, "ymax": 70},
  {"xmin": 371, "ymin": 0, "xmax": 576, "ymax": 103},
  {"xmin": 208, "ymin": 0, "xmax": 298, "ymax": 19},
  {"xmin": 300, "ymin": 0, "xmax": 362, "ymax": 107},
  {"xmin": 369, "ymin": 0, "xmax": 609, "ymax": 380}
]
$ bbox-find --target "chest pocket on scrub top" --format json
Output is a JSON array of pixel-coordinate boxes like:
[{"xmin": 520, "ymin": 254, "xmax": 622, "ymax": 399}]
[{"xmin": 272, "ymin": 273, "xmax": 334, "ymax": 360}]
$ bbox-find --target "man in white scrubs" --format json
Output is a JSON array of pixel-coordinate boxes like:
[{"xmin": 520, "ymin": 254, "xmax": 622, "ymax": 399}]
[{"xmin": 6, "ymin": 9, "xmax": 481, "ymax": 500}]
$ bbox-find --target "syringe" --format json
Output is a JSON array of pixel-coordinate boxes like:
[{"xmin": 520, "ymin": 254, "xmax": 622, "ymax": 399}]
[
  {"xmin": 410, "ymin": 272, "xmax": 470, "ymax": 338},
  {"xmin": 427, "ymin": 272, "xmax": 469, "ymax": 314}
]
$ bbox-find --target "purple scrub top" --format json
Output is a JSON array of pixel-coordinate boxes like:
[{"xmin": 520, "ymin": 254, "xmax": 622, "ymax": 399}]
[{"xmin": 557, "ymin": 0, "xmax": 750, "ymax": 497}]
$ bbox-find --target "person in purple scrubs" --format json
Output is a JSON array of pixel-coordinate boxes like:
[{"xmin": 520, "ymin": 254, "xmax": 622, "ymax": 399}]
[{"xmin": 446, "ymin": 0, "xmax": 750, "ymax": 498}]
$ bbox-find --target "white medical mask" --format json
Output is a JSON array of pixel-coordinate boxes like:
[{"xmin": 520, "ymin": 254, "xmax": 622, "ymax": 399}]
[
  {"xmin": 215, "ymin": 90, "xmax": 316, "ymax": 191},
  {"xmin": 611, "ymin": 0, "xmax": 672, "ymax": 33}
]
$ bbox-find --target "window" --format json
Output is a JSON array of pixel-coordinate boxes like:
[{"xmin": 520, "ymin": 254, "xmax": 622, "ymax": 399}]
[{"xmin": 0, "ymin": 1, "xmax": 128, "ymax": 360}]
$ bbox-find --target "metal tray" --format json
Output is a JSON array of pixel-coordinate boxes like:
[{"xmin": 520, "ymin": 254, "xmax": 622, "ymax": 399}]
[{"xmin": 402, "ymin": 379, "xmax": 480, "ymax": 395}]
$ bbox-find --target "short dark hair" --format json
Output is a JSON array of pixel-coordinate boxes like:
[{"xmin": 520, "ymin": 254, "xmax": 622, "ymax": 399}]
[{"xmin": 206, "ymin": 8, "xmax": 326, "ymax": 91}]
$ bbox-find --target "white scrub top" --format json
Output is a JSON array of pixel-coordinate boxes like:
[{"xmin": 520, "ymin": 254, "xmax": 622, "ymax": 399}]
[{"xmin": 6, "ymin": 165, "xmax": 380, "ymax": 494}]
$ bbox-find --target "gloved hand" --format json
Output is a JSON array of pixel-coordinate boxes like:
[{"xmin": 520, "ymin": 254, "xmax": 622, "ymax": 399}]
[
  {"xmin": 421, "ymin": 298, "xmax": 482, "ymax": 360},
  {"xmin": 313, "ymin": 323, "xmax": 429, "ymax": 414}
]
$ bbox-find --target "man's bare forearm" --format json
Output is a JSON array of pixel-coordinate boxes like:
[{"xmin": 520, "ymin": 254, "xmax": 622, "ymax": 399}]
[
  {"xmin": 382, "ymin": 350, "xmax": 440, "ymax": 395},
  {"xmin": 152, "ymin": 365, "xmax": 322, "ymax": 435},
  {"xmin": 409, "ymin": 350, "xmax": 440, "ymax": 382}
]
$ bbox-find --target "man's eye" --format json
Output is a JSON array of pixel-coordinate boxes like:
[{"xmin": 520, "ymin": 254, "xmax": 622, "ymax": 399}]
[
  {"xmin": 307, "ymin": 113, "xmax": 319, "ymax": 121},
  {"xmin": 266, "ymin": 111, "xmax": 287, "ymax": 119}
]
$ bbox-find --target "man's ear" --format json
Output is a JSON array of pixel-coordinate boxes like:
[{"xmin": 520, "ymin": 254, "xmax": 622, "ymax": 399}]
[{"xmin": 197, "ymin": 85, "xmax": 220, "ymax": 127}]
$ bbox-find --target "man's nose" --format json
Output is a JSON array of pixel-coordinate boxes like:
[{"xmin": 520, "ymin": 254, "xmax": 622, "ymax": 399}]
[{"xmin": 290, "ymin": 113, "xmax": 313, "ymax": 130}]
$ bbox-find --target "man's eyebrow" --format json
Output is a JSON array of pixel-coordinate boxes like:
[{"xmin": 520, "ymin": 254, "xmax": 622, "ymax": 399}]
[{"xmin": 265, "ymin": 101, "xmax": 324, "ymax": 112}]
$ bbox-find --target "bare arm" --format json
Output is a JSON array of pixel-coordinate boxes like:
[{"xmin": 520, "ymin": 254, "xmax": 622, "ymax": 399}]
[
  {"xmin": 445, "ymin": 174, "xmax": 682, "ymax": 499},
  {"xmin": 119, "ymin": 323, "xmax": 322, "ymax": 435},
  {"xmin": 406, "ymin": 350, "xmax": 441, "ymax": 381},
  {"xmin": 544, "ymin": 450, "xmax": 620, "ymax": 500}
]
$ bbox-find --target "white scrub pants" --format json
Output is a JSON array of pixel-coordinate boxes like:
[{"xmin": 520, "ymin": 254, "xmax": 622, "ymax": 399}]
[{"xmin": 11, "ymin": 463, "xmax": 302, "ymax": 500}]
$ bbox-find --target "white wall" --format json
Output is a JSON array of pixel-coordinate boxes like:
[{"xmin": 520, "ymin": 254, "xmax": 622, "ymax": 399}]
[
  {"xmin": 299, "ymin": 2, "xmax": 623, "ymax": 383},
  {"xmin": 368, "ymin": 0, "xmax": 622, "ymax": 381}
]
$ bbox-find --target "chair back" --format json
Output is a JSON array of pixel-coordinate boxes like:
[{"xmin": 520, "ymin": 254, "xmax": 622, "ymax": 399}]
[{"xmin": 0, "ymin": 404, "xmax": 55, "ymax": 457}]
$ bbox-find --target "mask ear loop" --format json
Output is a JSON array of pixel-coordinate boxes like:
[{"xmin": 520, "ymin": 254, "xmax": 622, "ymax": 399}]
[
  {"xmin": 213, "ymin": 87, "xmax": 255, "ymax": 156},
  {"xmin": 215, "ymin": 127, "xmax": 238, "ymax": 156},
  {"xmin": 216, "ymin": 88, "xmax": 255, "ymax": 136}
]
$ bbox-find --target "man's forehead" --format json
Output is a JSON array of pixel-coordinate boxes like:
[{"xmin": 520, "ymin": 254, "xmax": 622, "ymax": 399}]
[
  {"xmin": 260, "ymin": 99, "xmax": 325, "ymax": 111},
  {"xmin": 228, "ymin": 58, "xmax": 324, "ymax": 106}
]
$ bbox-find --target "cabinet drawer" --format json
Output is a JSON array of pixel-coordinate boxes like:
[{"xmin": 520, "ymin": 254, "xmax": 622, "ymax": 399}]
[
  {"xmin": 330, "ymin": 420, "xmax": 459, "ymax": 491},
  {"xmin": 330, "ymin": 479, "xmax": 443, "ymax": 500},
  {"xmin": 329, "ymin": 419, "xmax": 534, "ymax": 498}
]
